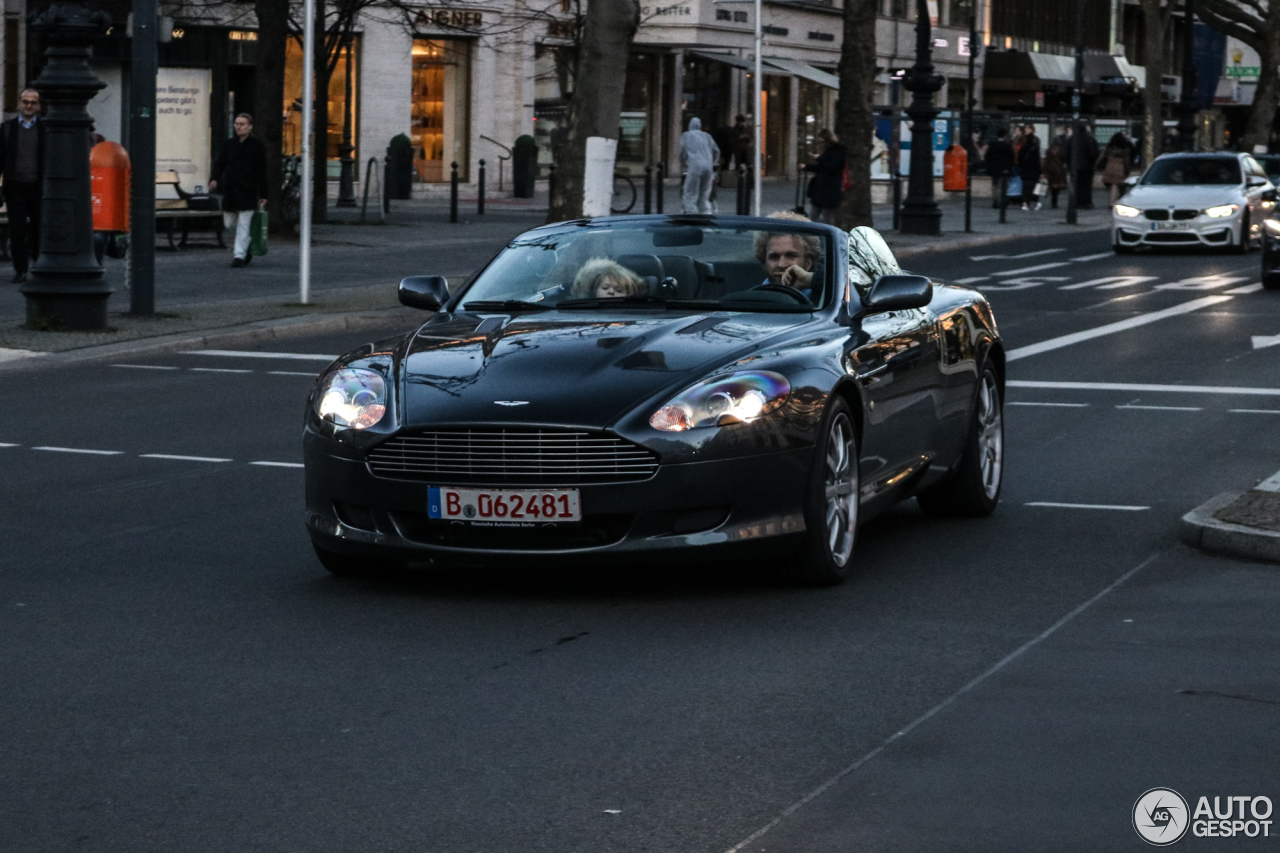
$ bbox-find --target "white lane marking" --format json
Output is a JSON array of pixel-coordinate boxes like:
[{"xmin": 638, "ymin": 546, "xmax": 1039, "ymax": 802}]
[
  {"xmin": 1257, "ymin": 470, "xmax": 1280, "ymax": 493},
  {"xmin": 187, "ymin": 349, "xmax": 336, "ymax": 361},
  {"xmin": 986, "ymin": 276, "xmax": 1070, "ymax": 290},
  {"xmin": 1058, "ymin": 275, "xmax": 1157, "ymax": 291},
  {"xmin": 993, "ymin": 261, "xmax": 1072, "ymax": 277},
  {"xmin": 0, "ymin": 347, "xmax": 45, "ymax": 363},
  {"xmin": 723, "ymin": 551, "xmax": 1163, "ymax": 853},
  {"xmin": 1026, "ymin": 502, "xmax": 1150, "ymax": 511},
  {"xmin": 1155, "ymin": 274, "xmax": 1249, "ymax": 291},
  {"xmin": 970, "ymin": 248, "xmax": 1066, "ymax": 261},
  {"xmin": 140, "ymin": 454, "xmax": 233, "ymax": 463},
  {"xmin": 0, "ymin": 442, "xmax": 18, "ymax": 447},
  {"xmin": 1005, "ymin": 294, "xmax": 1235, "ymax": 361},
  {"xmin": 1231, "ymin": 408, "xmax": 1280, "ymax": 414},
  {"xmin": 953, "ymin": 276, "xmax": 990, "ymax": 284},
  {"xmin": 267, "ymin": 370, "xmax": 318, "ymax": 377},
  {"xmin": 190, "ymin": 367, "xmax": 253, "ymax": 374},
  {"xmin": 1068, "ymin": 252, "xmax": 1114, "ymax": 262},
  {"xmin": 1115, "ymin": 404, "xmax": 1203, "ymax": 412},
  {"xmin": 1227, "ymin": 283, "xmax": 1264, "ymax": 294},
  {"xmin": 112, "ymin": 364, "xmax": 180, "ymax": 370},
  {"xmin": 32, "ymin": 446, "xmax": 123, "ymax": 456},
  {"xmin": 1253, "ymin": 333, "xmax": 1280, "ymax": 350},
  {"xmin": 1008, "ymin": 379, "xmax": 1280, "ymax": 396},
  {"xmin": 1008, "ymin": 401, "xmax": 1089, "ymax": 408},
  {"xmin": 250, "ymin": 461, "xmax": 305, "ymax": 469}
]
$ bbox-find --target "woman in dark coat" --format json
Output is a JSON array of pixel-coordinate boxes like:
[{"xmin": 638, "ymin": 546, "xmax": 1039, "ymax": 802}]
[
  {"xmin": 209, "ymin": 112, "xmax": 269, "ymax": 267},
  {"xmin": 1016, "ymin": 124, "xmax": 1042, "ymax": 210},
  {"xmin": 799, "ymin": 129, "xmax": 846, "ymax": 224},
  {"xmin": 1042, "ymin": 142, "xmax": 1069, "ymax": 208}
]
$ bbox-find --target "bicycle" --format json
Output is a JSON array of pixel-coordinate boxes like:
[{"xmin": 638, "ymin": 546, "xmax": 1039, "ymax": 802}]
[{"xmin": 610, "ymin": 172, "xmax": 637, "ymax": 214}]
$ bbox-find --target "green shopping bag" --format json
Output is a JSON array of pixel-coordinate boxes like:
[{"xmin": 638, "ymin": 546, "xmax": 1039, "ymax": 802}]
[{"xmin": 249, "ymin": 209, "xmax": 269, "ymax": 257}]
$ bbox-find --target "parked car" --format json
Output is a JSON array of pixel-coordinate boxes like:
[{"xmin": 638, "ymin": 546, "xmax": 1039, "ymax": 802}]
[
  {"xmin": 303, "ymin": 217, "xmax": 1005, "ymax": 585},
  {"xmin": 1112, "ymin": 152, "xmax": 1276, "ymax": 253}
]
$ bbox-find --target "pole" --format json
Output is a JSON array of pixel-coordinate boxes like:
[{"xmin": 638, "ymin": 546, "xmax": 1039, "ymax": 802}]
[
  {"xmin": 1066, "ymin": 0, "xmax": 1084, "ymax": 225},
  {"xmin": 898, "ymin": 0, "xmax": 944, "ymax": 235},
  {"xmin": 964, "ymin": 13, "xmax": 976, "ymax": 233},
  {"xmin": 299, "ymin": 0, "xmax": 314, "ymax": 304},
  {"xmin": 336, "ymin": 32, "xmax": 357, "ymax": 207},
  {"xmin": 129, "ymin": 0, "xmax": 157, "ymax": 315},
  {"xmin": 753, "ymin": 0, "xmax": 762, "ymax": 216},
  {"xmin": 450, "ymin": 161, "xmax": 459, "ymax": 222},
  {"xmin": 478, "ymin": 159, "xmax": 486, "ymax": 214},
  {"xmin": 644, "ymin": 165, "xmax": 652, "ymax": 213},
  {"xmin": 1177, "ymin": 0, "xmax": 1199, "ymax": 151}
]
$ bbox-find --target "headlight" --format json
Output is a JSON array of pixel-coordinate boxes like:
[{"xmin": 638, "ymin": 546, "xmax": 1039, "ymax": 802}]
[
  {"xmin": 650, "ymin": 371, "xmax": 790, "ymax": 431},
  {"xmin": 1204, "ymin": 204, "xmax": 1239, "ymax": 218},
  {"xmin": 316, "ymin": 368, "xmax": 387, "ymax": 429},
  {"xmin": 1114, "ymin": 204, "xmax": 1140, "ymax": 217},
  {"xmin": 1265, "ymin": 218, "xmax": 1280, "ymax": 234}
]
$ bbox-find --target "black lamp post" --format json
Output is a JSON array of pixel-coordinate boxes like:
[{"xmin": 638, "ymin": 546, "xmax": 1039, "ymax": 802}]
[
  {"xmin": 336, "ymin": 32, "xmax": 357, "ymax": 207},
  {"xmin": 899, "ymin": 0, "xmax": 944, "ymax": 236},
  {"xmin": 22, "ymin": 3, "xmax": 110, "ymax": 331},
  {"xmin": 1176, "ymin": 0, "xmax": 1199, "ymax": 151}
]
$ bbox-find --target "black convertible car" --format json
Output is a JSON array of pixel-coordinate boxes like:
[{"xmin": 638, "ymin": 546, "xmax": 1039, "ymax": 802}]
[{"xmin": 304, "ymin": 216, "xmax": 1005, "ymax": 584}]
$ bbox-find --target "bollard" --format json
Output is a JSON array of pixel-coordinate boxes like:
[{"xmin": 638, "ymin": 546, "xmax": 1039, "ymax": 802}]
[
  {"xmin": 450, "ymin": 161, "xmax": 459, "ymax": 223},
  {"xmin": 656, "ymin": 163, "xmax": 665, "ymax": 213},
  {"xmin": 999, "ymin": 174, "xmax": 1008, "ymax": 224},
  {"xmin": 745, "ymin": 168, "xmax": 754, "ymax": 216},
  {"xmin": 644, "ymin": 166, "xmax": 653, "ymax": 214},
  {"xmin": 478, "ymin": 159, "xmax": 486, "ymax": 215},
  {"xmin": 383, "ymin": 156, "xmax": 392, "ymax": 213},
  {"xmin": 736, "ymin": 165, "xmax": 745, "ymax": 215},
  {"xmin": 892, "ymin": 176, "xmax": 902, "ymax": 230},
  {"xmin": 548, "ymin": 163, "xmax": 557, "ymax": 207}
]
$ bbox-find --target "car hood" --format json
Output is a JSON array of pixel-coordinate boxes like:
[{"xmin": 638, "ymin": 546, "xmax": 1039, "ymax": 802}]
[
  {"xmin": 399, "ymin": 311, "xmax": 814, "ymax": 428},
  {"xmin": 1121, "ymin": 184, "xmax": 1244, "ymax": 210}
]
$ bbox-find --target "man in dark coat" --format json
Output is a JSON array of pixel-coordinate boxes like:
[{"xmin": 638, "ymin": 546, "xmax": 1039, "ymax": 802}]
[
  {"xmin": 799, "ymin": 128, "xmax": 846, "ymax": 224},
  {"xmin": 0, "ymin": 88, "xmax": 47, "ymax": 283},
  {"xmin": 1016, "ymin": 124, "xmax": 1042, "ymax": 210},
  {"xmin": 1060, "ymin": 127, "xmax": 1100, "ymax": 209},
  {"xmin": 983, "ymin": 128, "xmax": 1015, "ymax": 209},
  {"xmin": 209, "ymin": 113, "xmax": 269, "ymax": 268}
]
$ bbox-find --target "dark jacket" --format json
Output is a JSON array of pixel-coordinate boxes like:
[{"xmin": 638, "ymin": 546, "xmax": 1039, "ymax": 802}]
[
  {"xmin": 803, "ymin": 143, "xmax": 847, "ymax": 209},
  {"xmin": 984, "ymin": 139, "xmax": 1015, "ymax": 177},
  {"xmin": 1016, "ymin": 134, "xmax": 1042, "ymax": 183},
  {"xmin": 0, "ymin": 116, "xmax": 46, "ymax": 188},
  {"xmin": 210, "ymin": 134, "xmax": 269, "ymax": 212}
]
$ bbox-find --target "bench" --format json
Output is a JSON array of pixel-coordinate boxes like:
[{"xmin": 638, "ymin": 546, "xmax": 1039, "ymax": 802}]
[{"xmin": 154, "ymin": 171, "xmax": 224, "ymax": 250}]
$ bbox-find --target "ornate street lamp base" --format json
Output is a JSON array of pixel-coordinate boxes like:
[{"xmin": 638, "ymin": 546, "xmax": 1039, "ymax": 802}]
[
  {"xmin": 899, "ymin": 203, "xmax": 942, "ymax": 236},
  {"xmin": 21, "ymin": 280, "xmax": 112, "ymax": 331}
]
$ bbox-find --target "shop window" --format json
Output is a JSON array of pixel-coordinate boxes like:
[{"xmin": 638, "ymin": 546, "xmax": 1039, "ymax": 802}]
[
  {"xmin": 948, "ymin": 0, "xmax": 975, "ymax": 27},
  {"xmin": 763, "ymin": 75, "xmax": 790, "ymax": 177},
  {"xmin": 797, "ymin": 79, "xmax": 835, "ymax": 161},
  {"xmin": 4, "ymin": 19, "xmax": 18, "ymax": 113},
  {"xmin": 618, "ymin": 53, "xmax": 655, "ymax": 167},
  {"xmin": 412, "ymin": 39, "xmax": 471, "ymax": 183},
  {"xmin": 283, "ymin": 36, "xmax": 359, "ymax": 174}
]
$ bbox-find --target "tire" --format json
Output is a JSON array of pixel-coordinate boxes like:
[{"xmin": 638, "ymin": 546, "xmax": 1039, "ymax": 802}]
[
  {"xmin": 792, "ymin": 398, "xmax": 860, "ymax": 586},
  {"xmin": 313, "ymin": 544, "xmax": 401, "ymax": 578},
  {"xmin": 1264, "ymin": 273, "xmax": 1280, "ymax": 290},
  {"xmin": 1235, "ymin": 211, "xmax": 1252, "ymax": 254},
  {"xmin": 917, "ymin": 364, "xmax": 1004, "ymax": 518},
  {"xmin": 610, "ymin": 174, "xmax": 637, "ymax": 214}
]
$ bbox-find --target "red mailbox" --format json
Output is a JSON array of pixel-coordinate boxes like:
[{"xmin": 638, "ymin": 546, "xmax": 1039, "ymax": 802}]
[
  {"xmin": 91, "ymin": 141, "xmax": 130, "ymax": 232},
  {"xmin": 943, "ymin": 143, "xmax": 968, "ymax": 192}
]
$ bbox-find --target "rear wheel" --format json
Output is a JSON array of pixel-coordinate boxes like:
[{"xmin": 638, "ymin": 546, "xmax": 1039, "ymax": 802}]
[
  {"xmin": 792, "ymin": 399, "xmax": 859, "ymax": 586},
  {"xmin": 917, "ymin": 364, "xmax": 1004, "ymax": 517}
]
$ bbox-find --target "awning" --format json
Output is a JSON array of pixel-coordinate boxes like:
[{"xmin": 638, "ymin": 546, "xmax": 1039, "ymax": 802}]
[
  {"xmin": 687, "ymin": 51, "xmax": 756, "ymax": 72},
  {"xmin": 1115, "ymin": 56, "xmax": 1146, "ymax": 88},
  {"xmin": 762, "ymin": 57, "xmax": 840, "ymax": 89},
  {"xmin": 1027, "ymin": 52, "xmax": 1076, "ymax": 85}
]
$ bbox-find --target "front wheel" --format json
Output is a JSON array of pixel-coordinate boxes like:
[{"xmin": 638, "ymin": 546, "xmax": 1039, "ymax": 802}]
[
  {"xmin": 792, "ymin": 399, "xmax": 859, "ymax": 586},
  {"xmin": 1235, "ymin": 211, "xmax": 1253, "ymax": 254},
  {"xmin": 917, "ymin": 364, "xmax": 1004, "ymax": 517}
]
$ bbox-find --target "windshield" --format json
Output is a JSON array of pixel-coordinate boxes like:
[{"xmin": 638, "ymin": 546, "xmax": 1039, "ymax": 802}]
[
  {"xmin": 1142, "ymin": 157, "xmax": 1242, "ymax": 186},
  {"xmin": 458, "ymin": 223, "xmax": 833, "ymax": 313}
]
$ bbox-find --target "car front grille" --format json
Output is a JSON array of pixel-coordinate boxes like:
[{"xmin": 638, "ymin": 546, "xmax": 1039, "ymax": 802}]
[
  {"xmin": 1172, "ymin": 209, "xmax": 1198, "ymax": 220},
  {"xmin": 1145, "ymin": 209, "xmax": 1169, "ymax": 220},
  {"xmin": 1146, "ymin": 209, "xmax": 1201, "ymax": 221},
  {"xmin": 367, "ymin": 429, "xmax": 660, "ymax": 485}
]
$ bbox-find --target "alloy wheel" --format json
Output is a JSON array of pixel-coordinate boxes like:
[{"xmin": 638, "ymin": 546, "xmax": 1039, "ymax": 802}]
[
  {"xmin": 823, "ymin": 414, "xmax": 858, "ymax": 567},
  {"xmin": 977, "ymin": 372, "xmax": 1004, "ymax": 500}
]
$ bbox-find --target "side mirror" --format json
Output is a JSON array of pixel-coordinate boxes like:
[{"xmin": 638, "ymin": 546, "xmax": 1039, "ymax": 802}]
[
  {"xmin": 862, "ymin": 274, "xmax": 933, "ymax": 314},
  {"xmin": 1248, "ymin": 175, "xmax": 1268, "ymax": 188},
  {"xmin": 399, "ymin": 275, "xmax": 450, "ymax": 311}
]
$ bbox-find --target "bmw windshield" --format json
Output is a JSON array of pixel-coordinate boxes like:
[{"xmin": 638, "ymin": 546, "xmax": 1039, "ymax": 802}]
[
  {"xmin": 458, "ymin": 222, "xmax": 834, "ymax": 313},
  {"xmin": 1141, "ymin": 157, "xmax": 1242, "ymax": 186}
]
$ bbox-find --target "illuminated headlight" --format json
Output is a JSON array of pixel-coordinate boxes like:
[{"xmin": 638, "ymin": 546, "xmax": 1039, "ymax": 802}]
[
  {"xmin": 1113, "ymin": 204, "xmax": 1141, "ymax": 217},
  {"xmin": 1265, "ymin": 218, "xmax": 1280, "ymax": 234},
  {"xmin": 1204, "ymin": 204, "xmax": 1239, "ymax": 218},
  {"xmin": 650, "ymin": 371, "xmax": 790, "ymax": 431},
  {"xmin": 316, "ymin": 368, "xmax": 387, "ymax": 429}
]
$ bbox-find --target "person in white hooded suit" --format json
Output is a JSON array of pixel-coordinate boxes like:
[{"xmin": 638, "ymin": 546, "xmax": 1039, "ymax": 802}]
[{"xmin": 679, "ymin": 117, "xmax": 720, "ymax": 214}]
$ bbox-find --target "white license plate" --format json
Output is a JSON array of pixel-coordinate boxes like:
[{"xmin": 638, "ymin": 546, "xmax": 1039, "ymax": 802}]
[
  {"xmin": 1151, "ymin": 222, "xmax": 1190, "ymax": 231},
  {"xmin": 428, "ymin": 487, "xmax": 582, "ymax": 523}
]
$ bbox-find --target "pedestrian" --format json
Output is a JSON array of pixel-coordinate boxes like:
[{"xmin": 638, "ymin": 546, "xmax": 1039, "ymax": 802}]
[
  {"xmin": 1017, "ymin": 124, "xmax": 1042, "ymax": 210},
  {"xmin": 679, "ymin": 116, "xmax": 720, "ymax": 215},
  {"xmin": 1042, "ymin": 142, "xmax": 1069, "ymax": 208},
  {"xmin": 798, "ymin": 128, "xmax": 846, "ymax": 224},
  {"xmin": 0, "ymin": 87, "xmax": 46, "ymax": 284},
  {"xmin": 731, "ymin": 114, "xmax": 751, "ymax": 170},
  {"xmin": 984, "ymin": 128, "xmax": 1015, "ymax": 209},
  {"xmin": 209, "ymin": 113, "xmax": 268, "ymax": 268},
  {"xmin": 1098, "ymin": 132, "xmax": 1134, "ymax": 206},
  {"xmin": 1063, "ymin": 127, "xmax": 1099, "ymax": 209}
]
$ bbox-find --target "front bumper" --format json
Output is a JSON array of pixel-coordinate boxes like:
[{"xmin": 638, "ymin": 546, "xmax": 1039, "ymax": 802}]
[
  {"xmin": 304, "ymin": 429, "xmax": 814, "ymax": 563},
  {"xmin": 1113, "ymin": 210, "xmax": 1241, "ymax": 248}
]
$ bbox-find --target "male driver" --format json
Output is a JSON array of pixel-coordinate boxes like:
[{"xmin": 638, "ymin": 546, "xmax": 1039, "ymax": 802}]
[
  {"xmin": 755, "ymin": 226, "xmax": 820, "ymax": 299},
  {"xmin": 209, "ymin": 113, "xmax": 269, "ymax": 268},
  {"xmin": 0, "ymin": 88, "xmax": 46, "ymax": 284}
]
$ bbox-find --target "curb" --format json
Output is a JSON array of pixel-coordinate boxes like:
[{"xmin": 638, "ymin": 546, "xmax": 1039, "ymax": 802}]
[
  {"xmin": 892, "ymin": 223, "xmax": 1112, "ymax": 260},
  {"xmin": 1180, "ymin": 490, "xmax": 1280, "ymax": 564},
  {"xmin": 0, "ymin": 307, "xmax": 413, "ymax": 373}
]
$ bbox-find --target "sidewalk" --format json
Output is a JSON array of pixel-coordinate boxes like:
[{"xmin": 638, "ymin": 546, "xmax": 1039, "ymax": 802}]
[
  {"xmin": 1182, "ymin": 467, "xmax": 1280, "ymax": 563},
  {"xmin": 0, "ymin": 177, "xmax": 1110, "ymax": 363}
]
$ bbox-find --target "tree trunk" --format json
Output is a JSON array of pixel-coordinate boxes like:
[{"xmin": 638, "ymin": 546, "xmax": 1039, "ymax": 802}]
[
  {"xmin": 1242, "ymin": 22, "xmax": 1280, "ymax": 151},
  {"xmin": 546, "ymin": 0, "xmax": 639, "ymax": 223},
  {"xmin": 311, "ymin": 0, "xmax": 329, "ymax": 224},
  {"xmin": 1140, "ymin": 0, "xmax": 1167, "ymax": 167},
  {"xmin": 254, "ymin": 0, "xmax": 288, "ymax": 233},
  {"xmin": 835, "ymin": 0, "xmax": 877, "ymax": 229}
]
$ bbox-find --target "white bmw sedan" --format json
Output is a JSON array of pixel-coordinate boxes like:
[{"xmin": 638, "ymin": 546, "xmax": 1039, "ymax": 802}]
[{"xmin": 1112, "ymin": 152, "xmax": 1276, "ymax": 253}]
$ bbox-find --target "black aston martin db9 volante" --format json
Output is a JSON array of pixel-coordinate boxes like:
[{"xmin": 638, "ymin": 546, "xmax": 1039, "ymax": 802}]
[{"xmin": 304, "ymin": 216, "xmax": 1005, "ymax": 584}]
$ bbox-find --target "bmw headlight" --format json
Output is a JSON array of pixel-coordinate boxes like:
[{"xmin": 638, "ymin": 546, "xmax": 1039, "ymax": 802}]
[
  {"xmin": 1114, "ymin": 204, "xmax": 1141, "ymax": 217},
  {"xmin": 1265, "ymin": 218, "xmax": 1280, "ymax": 235},
  {"xmin": 316, "ymin": 368, "xmax": 387, "ymax": 429},
  {"xmin": 650, "ymin": 371, "xmax": 790, "ymax": 431},
  {"xmin": 1204, "ymin": 204, "xmax": 1239, "ymax": 218}
]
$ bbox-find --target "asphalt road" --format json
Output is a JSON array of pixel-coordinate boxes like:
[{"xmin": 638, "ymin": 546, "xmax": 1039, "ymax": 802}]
[{"xmin": 3, "ymin": 231, "xmax": 1279, "ymax": 852}]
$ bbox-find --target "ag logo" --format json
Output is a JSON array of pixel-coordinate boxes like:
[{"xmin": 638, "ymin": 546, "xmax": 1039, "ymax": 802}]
[{"xmin": 1134, "ymin": 788, "xmax": 1190, "ymax": 846}]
